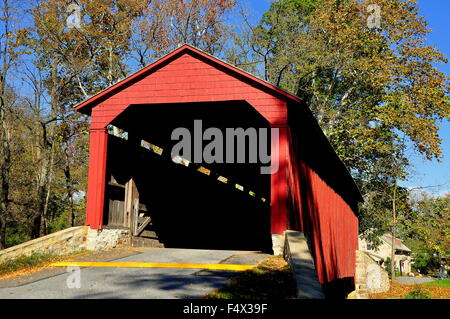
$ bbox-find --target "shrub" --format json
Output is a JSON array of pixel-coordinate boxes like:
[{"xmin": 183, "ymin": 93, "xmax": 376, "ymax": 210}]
[
  {"xmin": 404, "ymin": 288, "xmax": 432, "ymax": 299},
  {"xmin": 5, "ymin": 226, "xmax": 30, "ymax": 248},
  {"xmin": 384, "ymin": 257, "xmax": 399, "ymax": 278}
]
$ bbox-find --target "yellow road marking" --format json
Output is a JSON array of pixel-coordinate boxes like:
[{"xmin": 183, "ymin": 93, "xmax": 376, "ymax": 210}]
[{"xmin": 50, "ymin": 261, "xmax": 255, "ymax": 271}]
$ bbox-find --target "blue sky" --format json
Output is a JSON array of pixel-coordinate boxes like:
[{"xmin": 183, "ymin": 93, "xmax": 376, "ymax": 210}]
[
  {"xmin": 247, "ymin": 0, "xmax": 450, "ymax": 194},
  {"xmin": 406, "ymin": 0, "xmax": 450, "ymax": 194}
]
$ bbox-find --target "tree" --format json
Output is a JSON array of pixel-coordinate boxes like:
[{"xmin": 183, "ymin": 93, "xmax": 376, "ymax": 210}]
[
  {"xmin": 408, "ymin": 250, "xmax": 440, "ymax": 275},
  {"xmin": 25, "ymin": 0, "xmax": 93, "ymax": 237},
  {"xmin": 0, "ymin": 0, "xmax": 28, "ymax": 248},
  {"xmin": 0, "ymin": 0, "xmax": 240, "ymax": 247},
  {"xmin": 233, "ymin": 0, "xmax": 450, "ymax": 241},
  {"xmin": 131, "ymin": 0, "xmax": 236, "ymax": 68},
  {"xmin": 406, "ymin": 193, "xmax": 450, "ymax": 256}
]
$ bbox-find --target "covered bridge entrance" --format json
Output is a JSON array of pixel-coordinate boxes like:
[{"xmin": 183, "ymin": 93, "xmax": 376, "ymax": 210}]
[
  {"xmin": 102, "ymin": 100, "xmax": 272, "ymax": 251},
  {"xmin": 75, "ymin": 45, "xmax": 363, "ymax": 291}
]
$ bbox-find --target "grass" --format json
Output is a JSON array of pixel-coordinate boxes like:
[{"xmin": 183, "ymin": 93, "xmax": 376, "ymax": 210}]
[
  {"xmin": 204, "ymin": 255, "xmax": 297, "ymax": 299},
  {"xmin": 370, "ymin": 280, "xmax": 450, "ymax": 299},
  {"xmin": 0, "ymin": 250, "xmax": 94, "ymax": 280},
  {"xmin": 419, "ymin": 278, "xmax": 450, "ymax": 288}
]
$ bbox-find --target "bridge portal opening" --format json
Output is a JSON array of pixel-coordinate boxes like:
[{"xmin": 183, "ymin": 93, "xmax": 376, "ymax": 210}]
[{"xmin": 103, "ymin": 101, "xmax": 273, "ymax": 252}]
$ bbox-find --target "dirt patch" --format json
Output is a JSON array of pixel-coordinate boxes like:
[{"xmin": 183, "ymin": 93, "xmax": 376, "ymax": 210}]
[
  {"xmin": 0, "ymin": 250, "xmax": 94, "ymax": 281},
  {"xmin": 204, "ymin": 255, "xmax": 296, "ymax": 299}
]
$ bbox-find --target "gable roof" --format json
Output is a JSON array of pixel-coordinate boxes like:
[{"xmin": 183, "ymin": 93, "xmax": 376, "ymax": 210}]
[
  {"xmin": 381, "ymin": 234, "xmax": 412, "ymax": 252},
  {"xmin": 75, "ymin": 44, "xmax": 301, "ymax": 115}
]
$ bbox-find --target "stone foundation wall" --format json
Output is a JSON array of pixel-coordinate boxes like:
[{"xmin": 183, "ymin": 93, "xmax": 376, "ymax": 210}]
[
  {"xmin": 0, "ymin": 226, "xmax": 89, "ymax": 263},
  {"xmin": 85, "ymin": 228, "xmax": 131, "ymax": 251},
  {"xmin": 271, "ymin": 234, "xmax": 285, "ymax": 256},
  {"xmin": 0, "ymin": 226, "xmax": 131, "ymax": 264},
  {"xmin": 353, "ymin": 250, "xmax": 390, "ymax": 298}
]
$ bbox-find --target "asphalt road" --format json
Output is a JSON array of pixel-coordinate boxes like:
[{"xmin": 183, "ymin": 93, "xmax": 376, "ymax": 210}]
[
  {"xmin": 394, "ymin": 276, "xmax": 438, "ymax": 285},
  {"xmin": 0, "ymin": 248, "xmax": 268, "ymax": 299}
]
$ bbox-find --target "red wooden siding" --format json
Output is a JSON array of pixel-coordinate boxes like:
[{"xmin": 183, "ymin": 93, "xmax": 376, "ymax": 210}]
[
  {"xmin": 270, "ymin": 125, "xmax": 289, "ymax": 234},
  {"xmin": 89, "ymin": 52, "xmax": 288, "ymax": 130},
  {"xmin": 286, "ymin": 103, "xmax": 360, "ymax": 284},
  {"xmin": 85, "ymin": 128, "xmax": 109, "ymax": 229},
  {"xmin": 297, "ymin": 161, "xmax": 358, "ymax": 283}
]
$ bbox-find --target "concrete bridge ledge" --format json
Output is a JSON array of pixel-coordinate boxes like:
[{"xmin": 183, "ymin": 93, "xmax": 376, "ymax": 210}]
[{"xmin": 283, "ymin": 230, "xmax": 325, "ymax": 299}]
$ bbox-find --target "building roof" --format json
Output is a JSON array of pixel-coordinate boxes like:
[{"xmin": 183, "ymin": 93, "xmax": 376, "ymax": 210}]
[
  {"xmin": 381, "ymin": 234, "xmax": 412, "ymax": 252},
  {"xmin": 75, "ymin": 44, "xmax": 302, "ymax": 115}
]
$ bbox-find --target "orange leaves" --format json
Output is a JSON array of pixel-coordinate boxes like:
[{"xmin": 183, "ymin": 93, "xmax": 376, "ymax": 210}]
[{"xmin": 130, "ymin": 0, "xmax": 235, "ymax": 66}]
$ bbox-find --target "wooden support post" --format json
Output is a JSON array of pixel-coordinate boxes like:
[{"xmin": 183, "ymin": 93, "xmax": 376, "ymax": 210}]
[
  {"xmin": 271, "ymin": 125, "xmax": 288, "ymax": 235},
  {"xmin": 85, "ymin": 127, "xmax": 109, "ymax": 229},
  {"xmin": 124, "ymin": 178, "xmax": 139, "ymax": 234}
]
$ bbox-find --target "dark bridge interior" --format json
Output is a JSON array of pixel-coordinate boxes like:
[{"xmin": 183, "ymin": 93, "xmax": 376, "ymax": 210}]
[{"xmin": 103, "ymin": 101, "xmax": 273, "ymax": 252}]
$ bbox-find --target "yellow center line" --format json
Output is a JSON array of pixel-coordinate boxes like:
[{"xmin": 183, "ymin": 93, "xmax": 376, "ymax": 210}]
[{"xmin": 50, "ymin": 261, "xmax": 255, "ymax": 271}]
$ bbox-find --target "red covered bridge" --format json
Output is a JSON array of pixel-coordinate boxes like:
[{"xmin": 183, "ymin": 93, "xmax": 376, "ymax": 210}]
[{"xmin": 75, "ymin": 44, "xmax": 362, "ymax": 293}]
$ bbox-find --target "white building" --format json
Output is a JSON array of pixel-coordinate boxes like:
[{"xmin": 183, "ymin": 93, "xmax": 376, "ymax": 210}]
[{"xmin": 359, "ymin": 233, "xmax": 413, "ymax": 276}]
